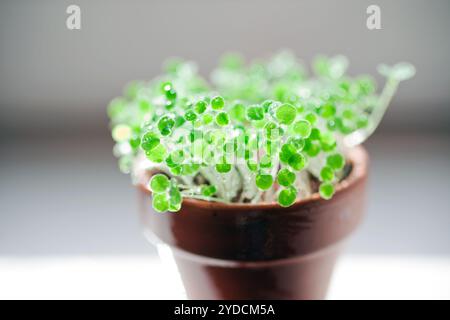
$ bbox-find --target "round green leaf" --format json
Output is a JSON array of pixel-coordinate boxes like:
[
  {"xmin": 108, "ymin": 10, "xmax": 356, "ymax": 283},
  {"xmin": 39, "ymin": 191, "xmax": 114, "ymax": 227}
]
[
  {"xmin": 166, "ymin": 150, "xmax": 185, "ymax": 167},
  {"xmin": 185, "ymin": 109, "xmax": 197, "ymax": 121},
  {"xmin": 278, "ymin": 187, "xmax": 297, "ymax": 207},
  {"xmin": 256, "ymin": 174, "xmax": 274, "ymax": 190},
  {"xmin": 174, "ymin": 115, "xmax": 186, "ymax": 127},
  {"xmin": 259, "ymin": 154, "xmax": 273, "ymax": 169},
  {"xmin": 215, "ymin": 112, "xmax": 230, "ymax": 126},
  {"xmin": 246, "ymin": 105, "xmax": 265, "ymax": 121},
  {"xmin": 157, "ymin": 116, "xmax": 175, "ymax": 136},
  {"xmin": 303, "ymin": 140, "xmax": 320, "ymax": 157},
  {"xmin": 309, "ymin": 128, "xmax": 321, "ymax": 140},
  {"xmin": 194, "ymin": 100, "xmax": 207, "ymax": 114},
  {"xmin": 141, "ymin": 132, "xmax": 160, "ymax": 151},
  {"xmin": 201, "ymin": 185, "xmax": 217, "ymax": 197},
  {"xmin": 292, "ymin": 120, "xmax": 312, "ymax": 138},
  {"xmin": 202, "ymin": 113, "xmax": 214, "ymax": 125},
  {"xmin": 320, "ymin": 166, "xmax": 335, "ymax": 182},
  {"xmin": 165, "ymin": 88, "xmax": 177, "ymax": 101},
  {"xmin": 230, "ymin": 103, "xmax": 246, "ymax": 122},
  {"xmin": 305, "ymin": 113, "xmax": 317, "ymax": 125},
  {"xmin": 246, "ymin": 160, "xmax": 258, "ymax": 172},
  {"xmin": 319, "ymin": 103, "xmax": 336, "ymax": 118},
  {"xmin": 276, "ymin": 103, "xmax": 297, "ymax": 125},
  {"xmin": 215, "ymin": 163, "xmax": 232, "ymax": 173},
  {"xmin": 150, "ymin": 174, "xmax": 170, "ymax": 193},
  {"xmin": 279, "ymin": 143, "xmax": 297, "ymax": 164},
  {"xmin": 320, "ymin": 132, "xmax": 337, "ymax": 152},
  {"xmin": 319, "ymin": 182, "xmax": 335, "ymax": 200},
  {"xmin": 288, "ymin": 137, "xmax": 305, "ymax": 151},
  {"xmin": 277, "ymin": 168, "xmax": 296, "ymax": 187},
  {"xmin": 288, "ymin": 153, "xmax": 306, "ymax": 171},
  {"xmin": 146, "ymin": 144, "xmax": 167, "ymax": 163},
  {"xmin": 152, "ymin": 193, "xmax": 169, "ymax": 212},
  {"xmin": 168, "ymin": 185, "xmax": 182, "ymax": 212},
  {"xmin": 168, "ymin": 201, "xmax": 181, "ymax": 212},
  {"xmin": 211, "ymin": 96, "xmax": 225, "ymax": 110},
  {"xmin": 326, "ymin": 153, "xmax": 345, "ymax": 170}
]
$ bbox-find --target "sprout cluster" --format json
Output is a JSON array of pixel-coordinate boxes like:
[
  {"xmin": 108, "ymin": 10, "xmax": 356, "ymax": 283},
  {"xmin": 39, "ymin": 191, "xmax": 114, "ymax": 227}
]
[{"xmin": 108, "ymin": 51, "xmax": 414, "ymax": 212}]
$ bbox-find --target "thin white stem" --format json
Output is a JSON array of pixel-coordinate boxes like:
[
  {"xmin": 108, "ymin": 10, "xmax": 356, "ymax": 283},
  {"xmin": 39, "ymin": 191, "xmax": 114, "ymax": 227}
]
[
  {"xmin": 344, "ymin": 77, "xmax": 399, "ymax": 147},
  {"xmin": 264, "ymin": 157, "xmax": 280, "ymax": 203},
  {"xmin": 236, "ymin": 164, "xmax": 257, "ymax": 202}
]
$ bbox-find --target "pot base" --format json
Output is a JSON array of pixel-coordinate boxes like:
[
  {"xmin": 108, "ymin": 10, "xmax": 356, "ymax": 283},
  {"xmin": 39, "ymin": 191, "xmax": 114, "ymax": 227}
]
[{"xmin": 173, "ymin": 244, "xmax": 342, "ymax": 300}]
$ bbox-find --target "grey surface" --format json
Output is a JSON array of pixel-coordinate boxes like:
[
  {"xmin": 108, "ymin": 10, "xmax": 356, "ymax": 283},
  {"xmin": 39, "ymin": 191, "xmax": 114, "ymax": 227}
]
[
  {"xmin": 350, "ymin": 133, "xmax": 450, "ymax": 254},
  {"xmin": 1, "ymin": 133, "xmax": 449, "ymax": 256},
  {"xmin": 1, "ymin": 0, "xmax": 450, "ymax": 135},
  {"xmin": 0, "ymin": 134, "xmax": 146, "ymax": 255}
]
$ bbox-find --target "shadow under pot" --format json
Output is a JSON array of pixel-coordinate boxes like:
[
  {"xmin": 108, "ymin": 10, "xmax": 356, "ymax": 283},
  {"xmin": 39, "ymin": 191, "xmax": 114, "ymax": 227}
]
[{"xmin": 138, "ymin": 146, "xmax": 368, "ymax": 300}]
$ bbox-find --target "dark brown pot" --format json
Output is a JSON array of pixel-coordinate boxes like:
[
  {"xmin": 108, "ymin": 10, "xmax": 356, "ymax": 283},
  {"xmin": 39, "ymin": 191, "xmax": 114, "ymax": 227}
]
[{"xmin": 139, "ymin": 146, "xmax": 368, "ymax": 300}]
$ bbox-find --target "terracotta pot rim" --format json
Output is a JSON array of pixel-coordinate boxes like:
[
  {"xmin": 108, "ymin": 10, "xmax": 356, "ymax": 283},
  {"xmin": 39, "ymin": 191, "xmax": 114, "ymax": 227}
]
[{"xmin": 138, "ymin": 145, "xmax": 368, "ymax": 211}]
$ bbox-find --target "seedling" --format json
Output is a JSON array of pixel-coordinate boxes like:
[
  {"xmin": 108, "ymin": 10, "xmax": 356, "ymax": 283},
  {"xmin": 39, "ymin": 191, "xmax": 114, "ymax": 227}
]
[{"xmin": 108, "ymin": 51, "xmax": 414, "ymax": 211}]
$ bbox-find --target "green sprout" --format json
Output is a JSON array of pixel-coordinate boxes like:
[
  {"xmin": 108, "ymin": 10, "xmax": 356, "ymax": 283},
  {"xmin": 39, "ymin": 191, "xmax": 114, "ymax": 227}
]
[{"xmin": 108, "ymin": 51, "xmax": 414, "ymax": 212}]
